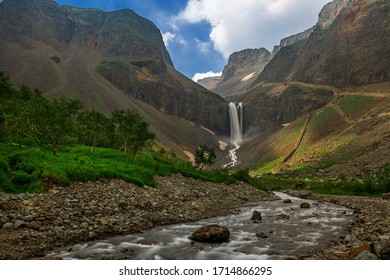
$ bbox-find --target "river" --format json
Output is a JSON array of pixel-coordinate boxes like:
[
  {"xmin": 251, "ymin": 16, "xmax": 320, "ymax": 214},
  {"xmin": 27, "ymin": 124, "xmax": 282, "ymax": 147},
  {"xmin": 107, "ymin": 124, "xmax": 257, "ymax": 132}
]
[{"xmin": 47, "ymin": 192, "xmax": 353, "ymax": 260}]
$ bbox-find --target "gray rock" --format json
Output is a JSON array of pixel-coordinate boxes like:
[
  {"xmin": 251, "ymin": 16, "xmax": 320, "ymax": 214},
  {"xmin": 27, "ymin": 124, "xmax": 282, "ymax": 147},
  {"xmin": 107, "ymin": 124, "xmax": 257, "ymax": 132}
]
[
  {"xmin": 189, "ymin": 224, "xmax": 230, "ymax": 243},
  {"xmin": 14, "ymin": 219, "xmax": 26, "ymax": 229},
  {"xmin": 88, "ymin": 232, "xmax": 98, "ymax": 240},
  {"xmin": 345, "ymin": 235, "xmax": 352, "ymax": 243},
  {"xmin": 30, "ymin": 221, "xmax": 41, "ymax": 230},
  {"xmin": 355, "ymin": 251, "xmax": 378, "ymax": 260},
  {"xmin": 23, "ymin": 215, "xmax": 33, "ymax": 222},
  {"xmin": 80, "ymin": 222, "xmax": 89, "ymax": 229},
  {"xmin": 251, "ymin": 210, "xmax": 262, "ymax": 221},
  {"xmin": 2, "ymin": 222, "xmax": 14, "ymax": 230}
]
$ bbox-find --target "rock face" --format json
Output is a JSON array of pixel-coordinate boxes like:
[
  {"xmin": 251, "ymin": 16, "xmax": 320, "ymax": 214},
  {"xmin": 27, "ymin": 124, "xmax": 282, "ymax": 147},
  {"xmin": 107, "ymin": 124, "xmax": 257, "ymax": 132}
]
[
  {"xmin": 271, "ymin": 27, "xmax": 315, "ymax": 58},
  {"xmin": 213, "ymin": 48, "xmax": 270, "ymax": 97},
  {"xmin": 0, "ymin": 0, "xmax": 229, "ymax": 135},
  {"xmin": 189, "ymin": 225, "xmax": 230, "ymax": 243},
  {"xmin": 257, "ymin": 0, "xmax": 390, "ymax": 87}
]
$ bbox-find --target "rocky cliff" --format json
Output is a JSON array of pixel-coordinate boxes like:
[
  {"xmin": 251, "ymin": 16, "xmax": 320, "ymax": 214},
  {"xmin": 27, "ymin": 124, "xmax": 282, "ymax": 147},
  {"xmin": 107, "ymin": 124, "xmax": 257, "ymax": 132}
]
[
  {"xmin": 257, "ymin": 0, "xmax": 390, "ymax": 87},
  {"xmin": 0, "ymin": 0, "xmax": 228, "ymax": 137},
  {"xmin": 271, "ymin": 26, "xmax": 315, "ymax": 58},
  {"xmin": 213, "ymin": 48, "xmax": 270, "ymax": 98}
]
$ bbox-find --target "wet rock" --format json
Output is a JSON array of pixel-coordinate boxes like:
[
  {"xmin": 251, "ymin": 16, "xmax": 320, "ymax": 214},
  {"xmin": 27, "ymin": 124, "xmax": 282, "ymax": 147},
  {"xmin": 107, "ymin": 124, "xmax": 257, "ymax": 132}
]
[
  {"xmin": 283, "ymin": 199, "xmax": 292, "ymax": 203},
  {"xmin": 300, "ymin": 203, "xmax": 311, "ymax": 209},
  {"xmin": 256, "ymin": 232, "xmax": 268, "ymax": 239},
  {"xmin": 277, "ymin": 213, "xmax": 290, "ymax": 219},
  {"xmin": 189, "ymin": 224, "xmax": 230, "ymax": 243},
  {"xmin": 137, "ymin": 239, "xmax": 160, "ymax": 246},
  {"xmin": 355, "ymin": 251, "xmax": 378, "ymax": 260},
  {"xmin": 251, "ymin": 210, "xmax": 262, "ymax": 221}
]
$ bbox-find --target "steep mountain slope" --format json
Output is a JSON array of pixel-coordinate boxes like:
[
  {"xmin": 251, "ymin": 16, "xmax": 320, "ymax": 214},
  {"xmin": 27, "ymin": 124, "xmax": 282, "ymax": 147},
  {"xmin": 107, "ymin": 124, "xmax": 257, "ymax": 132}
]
[
  {"xmin": 256, "ymin": 0, "xmax": 390, "ymax": 87},
  {"xmin": 246, "ymin": 87, "xmax": 390, "ymax": 181},
  {"xmin": 0, "ymin": 0, "xmax": 229, "ymax": 157},
  {"xmin": 213, "ymin": 48, "xmax": 270, "ymax": 98}
]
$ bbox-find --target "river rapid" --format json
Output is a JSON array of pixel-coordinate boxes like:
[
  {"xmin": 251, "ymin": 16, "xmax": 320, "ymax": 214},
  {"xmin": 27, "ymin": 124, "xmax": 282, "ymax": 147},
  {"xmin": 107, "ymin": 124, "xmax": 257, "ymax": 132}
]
[{"xmin": 47, "ymin": 192, "xmax": 354, "ymax": 260}]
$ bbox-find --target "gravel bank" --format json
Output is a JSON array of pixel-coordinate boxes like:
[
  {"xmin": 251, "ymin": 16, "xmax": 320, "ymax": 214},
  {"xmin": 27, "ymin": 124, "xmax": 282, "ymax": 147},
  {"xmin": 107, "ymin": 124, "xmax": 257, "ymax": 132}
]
[
  {"xmin": 284, "ymin": 190, "xmax": 390, "ymax": 260},
  {"xmin": 0, "ymin": 174, "xmax": 278, "ymax": 259}
]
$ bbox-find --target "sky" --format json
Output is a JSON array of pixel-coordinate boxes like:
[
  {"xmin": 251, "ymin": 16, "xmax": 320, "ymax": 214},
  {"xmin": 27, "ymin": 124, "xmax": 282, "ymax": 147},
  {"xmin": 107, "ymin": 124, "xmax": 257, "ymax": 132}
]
[{"xmin": 55, "ymin": 0, "xmax": 331, "ymax": 81}]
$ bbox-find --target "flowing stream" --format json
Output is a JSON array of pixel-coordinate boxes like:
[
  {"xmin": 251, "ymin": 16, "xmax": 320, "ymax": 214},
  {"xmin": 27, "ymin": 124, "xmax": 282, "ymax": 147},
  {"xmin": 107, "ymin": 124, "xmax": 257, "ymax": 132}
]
[{"xmin": 47, "ymin": 193, "xmax": 354, "ymax": 260}]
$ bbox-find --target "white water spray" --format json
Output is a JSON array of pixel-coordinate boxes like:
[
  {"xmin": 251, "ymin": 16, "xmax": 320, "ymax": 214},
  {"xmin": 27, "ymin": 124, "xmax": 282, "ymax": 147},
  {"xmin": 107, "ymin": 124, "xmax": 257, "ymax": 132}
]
[{"xmin": 223, "ymin": 102, "xmax": 243, "ymax": 168}]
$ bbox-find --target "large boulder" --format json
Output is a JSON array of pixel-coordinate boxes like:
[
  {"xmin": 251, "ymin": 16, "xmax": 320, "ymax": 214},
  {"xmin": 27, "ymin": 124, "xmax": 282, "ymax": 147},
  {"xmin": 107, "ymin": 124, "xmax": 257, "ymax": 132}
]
[{"xmin": 189, "ymin": 225, "xmax": 230, "ymax": 243}]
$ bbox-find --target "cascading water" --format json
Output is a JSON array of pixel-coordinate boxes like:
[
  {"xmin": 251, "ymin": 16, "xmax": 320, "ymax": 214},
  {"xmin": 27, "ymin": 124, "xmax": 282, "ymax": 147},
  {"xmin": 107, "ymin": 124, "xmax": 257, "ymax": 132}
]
[{"xmin": 223, "ymin": 102, "xmax": 243, "ymax": 168}]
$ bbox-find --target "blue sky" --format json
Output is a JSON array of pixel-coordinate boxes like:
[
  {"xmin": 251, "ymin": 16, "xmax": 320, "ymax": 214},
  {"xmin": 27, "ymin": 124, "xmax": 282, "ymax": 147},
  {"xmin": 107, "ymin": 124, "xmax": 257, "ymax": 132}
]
[{"xmin": 55, "ymin": 0, "xmax": 331, "ymax": 80}]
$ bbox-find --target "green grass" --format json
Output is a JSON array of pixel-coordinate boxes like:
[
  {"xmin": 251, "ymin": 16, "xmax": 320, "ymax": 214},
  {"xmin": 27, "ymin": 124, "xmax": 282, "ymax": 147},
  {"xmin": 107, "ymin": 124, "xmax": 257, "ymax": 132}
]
[
  {"xmin": 257, "ymin": 170, "xmax": 390, "ymax": 197},
  {"xmin": 253, "ymin": 156, "xmax": 285, "ymax": 174},
  {"xmin": 0, "ymin": 143, "xmax": 262, "ymax": 193},
  {"xmin": 338, "ymin": 95, "xmax": 376, "ymax": 119}
]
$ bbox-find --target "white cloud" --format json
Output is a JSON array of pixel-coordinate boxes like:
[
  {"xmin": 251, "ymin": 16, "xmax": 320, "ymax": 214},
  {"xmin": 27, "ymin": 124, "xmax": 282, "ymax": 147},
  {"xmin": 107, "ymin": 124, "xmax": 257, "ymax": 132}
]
[
  {"xmin": 175, "ymin": 0, "xmax": 330, "ymax": 58},
  {"xmin": 195, "ymin": 39, "xmax": 212, "ymax": 54},
  {"xmin": 192, "ymin": 71, "xmax": 222, "ymax": 82},
  {"xmin": 162, "ymin": 31, "xmax": 176, "ymax": 47}
]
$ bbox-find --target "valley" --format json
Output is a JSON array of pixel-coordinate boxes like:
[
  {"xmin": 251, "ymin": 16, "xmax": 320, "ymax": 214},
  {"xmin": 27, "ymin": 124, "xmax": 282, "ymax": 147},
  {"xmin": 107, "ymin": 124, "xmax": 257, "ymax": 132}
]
[{"xmin": 0, "ymin": 0, "xmax": 389, "ymax": 261}]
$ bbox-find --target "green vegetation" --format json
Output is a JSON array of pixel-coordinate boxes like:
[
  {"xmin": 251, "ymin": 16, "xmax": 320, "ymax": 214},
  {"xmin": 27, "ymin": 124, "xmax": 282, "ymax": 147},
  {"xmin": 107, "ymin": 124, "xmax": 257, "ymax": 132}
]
[
  {"xmin": 338, "ymin": 95, "xmax": 377, "ymax": 119},
  {"xmin": 257, "ymin": 165, "xmax": 389, "ymax": 196},
  {"xmin": 195, "ymin": 145, "xmax": 216, "ymax": 170},
  {"xmin": 0, "ymin": 72, "xmax": 259, "ymax": 193}
]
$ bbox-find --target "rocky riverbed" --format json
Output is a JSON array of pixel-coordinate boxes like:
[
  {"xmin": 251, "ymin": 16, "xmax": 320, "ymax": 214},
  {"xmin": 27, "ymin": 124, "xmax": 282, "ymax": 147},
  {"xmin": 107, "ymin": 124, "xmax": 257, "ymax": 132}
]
[
  {"xmin": 1, "ymin": 176, "xmax": 389, "ymax": 260},
  {"xmin": 283, "ymin": 190, "xmax": 390, "ymax": 260},
  {"xmin": 0, "ymin": 174, "xmax": 278, "ymax": 259}
]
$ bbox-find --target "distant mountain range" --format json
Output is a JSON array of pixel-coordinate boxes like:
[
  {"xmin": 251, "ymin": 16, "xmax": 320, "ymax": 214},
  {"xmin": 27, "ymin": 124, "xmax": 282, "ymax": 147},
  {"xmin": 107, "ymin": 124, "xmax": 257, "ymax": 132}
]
[{"xmin": 199, "ymin": 0, "xmax": 389, "ymax": 92}]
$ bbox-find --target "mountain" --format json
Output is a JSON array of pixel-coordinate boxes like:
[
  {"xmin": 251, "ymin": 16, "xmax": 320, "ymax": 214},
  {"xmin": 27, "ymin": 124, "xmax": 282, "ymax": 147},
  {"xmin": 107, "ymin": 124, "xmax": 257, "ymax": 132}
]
[
  {"xmin": 213, "ymin": 48, "xmax": 270, "ymax": 98},
  {"xmin": 256, "ymin": 0, "xmax": 390, "ymax": 87},
  {"xmin": 0, "ymin": 0, "xmax": 229, "ymax": 157},
  {"xmin": 212, "ymin": 0, "xmax": 389, "ymax": 181},
  {"xmin": 197, "ymin": 76, "xmax": 221, "ymax": 91},
  {"xmin": 271, "ymin": 26, "xmax": 315, "ymax": 58}
]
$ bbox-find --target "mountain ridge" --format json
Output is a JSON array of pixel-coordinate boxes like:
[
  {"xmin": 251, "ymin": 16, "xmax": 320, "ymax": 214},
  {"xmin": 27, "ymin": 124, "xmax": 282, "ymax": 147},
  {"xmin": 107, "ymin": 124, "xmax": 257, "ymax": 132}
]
[{"xmin": 0, "ymin": 0, "xmax": 229, "ymax": 157}]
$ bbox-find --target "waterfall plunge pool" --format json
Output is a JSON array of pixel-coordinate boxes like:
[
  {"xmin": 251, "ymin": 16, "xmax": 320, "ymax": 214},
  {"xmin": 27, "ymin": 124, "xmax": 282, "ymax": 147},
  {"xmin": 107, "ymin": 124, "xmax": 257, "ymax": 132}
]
[{"xmin": 46, "ymin": 192, "xmax": 354, "ymax": 260}]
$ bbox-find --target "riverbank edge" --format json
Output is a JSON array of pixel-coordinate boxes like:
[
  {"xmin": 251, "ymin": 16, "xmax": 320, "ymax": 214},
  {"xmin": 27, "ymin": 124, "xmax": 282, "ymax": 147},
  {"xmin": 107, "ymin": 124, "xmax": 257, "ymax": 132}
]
[
  {"xmin": 283, "ymin": 190, "xmax": 390, "ymax": 260},
  {"xmin": 0, "ymin": 174, "xmax": 278, "ymax": 260}
]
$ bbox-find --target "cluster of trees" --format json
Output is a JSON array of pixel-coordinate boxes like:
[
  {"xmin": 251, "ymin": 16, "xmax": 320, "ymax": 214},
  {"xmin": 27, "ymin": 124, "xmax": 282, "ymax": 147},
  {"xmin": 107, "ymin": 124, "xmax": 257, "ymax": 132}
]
[{"xmin": 0, "ymin": 72, "xmax": 155, "ymax": 155}]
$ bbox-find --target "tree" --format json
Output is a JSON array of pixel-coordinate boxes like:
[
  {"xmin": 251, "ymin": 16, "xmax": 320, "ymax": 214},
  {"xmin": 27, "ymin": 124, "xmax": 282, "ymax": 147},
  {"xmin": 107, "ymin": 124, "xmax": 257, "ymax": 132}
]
[
  {"xmin": 26, "ymin": 93, "xmax": 83, "ymax": 154},
  {"xmin": 111, "ymin": 109, "xmax": 155, "ymax": 155},
  {"xmin": 195, "ymin": 145, "xmax": 216, "ymax": 170},
  {"xmin": 77, "ymin": 110, "xmax": 113, "ymax": 151}
]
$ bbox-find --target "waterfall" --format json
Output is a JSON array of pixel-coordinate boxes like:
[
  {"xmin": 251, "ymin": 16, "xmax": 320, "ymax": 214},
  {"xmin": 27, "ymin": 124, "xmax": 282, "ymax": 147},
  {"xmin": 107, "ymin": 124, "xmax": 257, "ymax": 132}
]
[
  {"xmin": 228, "ymin": 102, "xmax": 242, "ymax": 146},
  {"xmin": 223, "ymin": 102, "xmax": 243, "ymax": 168}
]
